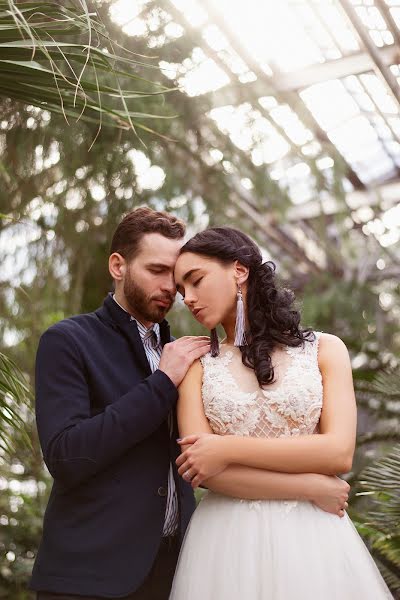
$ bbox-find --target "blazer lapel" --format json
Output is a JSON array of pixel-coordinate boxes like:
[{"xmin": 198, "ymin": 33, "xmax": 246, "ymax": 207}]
[
  {"xmin": 96, "ymin": 294, "xmax": 152, "ymax": 376},
  {"xmin": 119, "ymin": 319, "xmax": 152, "ymax": 376}
]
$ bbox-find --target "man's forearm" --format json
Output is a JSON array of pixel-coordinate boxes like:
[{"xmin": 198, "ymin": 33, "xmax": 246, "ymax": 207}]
[{"xmin": 203, "ymin": 465, "xmax": 316, "ymax": 501}]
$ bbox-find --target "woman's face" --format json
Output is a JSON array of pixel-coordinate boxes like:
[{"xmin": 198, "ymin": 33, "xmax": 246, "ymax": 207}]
[{"xmin": 174, "ymin": 252, "xmax": 237, "ymax": 330}]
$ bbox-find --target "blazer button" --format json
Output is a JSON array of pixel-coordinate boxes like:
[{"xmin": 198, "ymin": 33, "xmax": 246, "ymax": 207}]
[{"xmin": 158, "ymin": 486, "xmax": 167, "ymax": 497}]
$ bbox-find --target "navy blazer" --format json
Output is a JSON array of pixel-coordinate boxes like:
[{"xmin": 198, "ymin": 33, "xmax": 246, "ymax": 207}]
[{"xmin": 30, "ymin": 294, "xmax": 196, "ymax": 597}]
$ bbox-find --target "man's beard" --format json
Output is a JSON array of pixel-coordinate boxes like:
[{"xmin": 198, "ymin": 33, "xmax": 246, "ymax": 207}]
[{"xmin": 124, "ymin": 276, "xmax": 174, "ymax": 323}]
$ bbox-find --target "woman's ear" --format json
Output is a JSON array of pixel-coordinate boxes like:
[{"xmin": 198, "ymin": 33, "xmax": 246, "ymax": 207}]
[
  {"xmin": 109, "ymin": 253, "xmax": 126, "ymax": 281},
  {"xmin": 233, "ymin": 260, "xmax": 249, "ymax": 285}
]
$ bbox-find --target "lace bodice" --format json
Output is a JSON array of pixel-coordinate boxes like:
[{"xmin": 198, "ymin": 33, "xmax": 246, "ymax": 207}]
[{"xmin": 200, "ymin": 333, "xmax": 323, "ymax": 439}]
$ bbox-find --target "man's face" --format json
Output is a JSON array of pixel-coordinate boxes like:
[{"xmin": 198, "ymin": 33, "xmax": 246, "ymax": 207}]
[{"xmin": 123, "ymin": 233, "xmax": 183, "ymax": 324}]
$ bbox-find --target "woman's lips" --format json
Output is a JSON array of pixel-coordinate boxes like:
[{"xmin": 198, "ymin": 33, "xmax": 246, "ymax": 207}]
[{"xmin": 193, "ymin": 308, "xmax": 204, "ymax": 318}]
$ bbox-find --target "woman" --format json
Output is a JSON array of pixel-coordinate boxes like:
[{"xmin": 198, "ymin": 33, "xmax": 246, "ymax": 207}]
[{"xmin": 169, "ymin": 227, "xmax": 392, "ymax": 599}]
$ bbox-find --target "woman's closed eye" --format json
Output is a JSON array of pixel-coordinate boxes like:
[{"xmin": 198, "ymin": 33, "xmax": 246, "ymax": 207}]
[{"xmin": 175, "ymin": 274, "xmax": 203, "ymax": 298}]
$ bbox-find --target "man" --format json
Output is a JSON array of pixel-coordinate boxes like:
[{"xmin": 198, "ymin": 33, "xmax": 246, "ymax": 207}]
[{"xmin": 30, "ymin": 207, "xmax": 210, "ymax": 599}]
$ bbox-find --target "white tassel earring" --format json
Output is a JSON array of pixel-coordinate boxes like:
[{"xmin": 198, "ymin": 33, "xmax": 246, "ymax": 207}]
[{"xmin": 234, "ymin": 284, "xmax": 248, "ymax": 347}]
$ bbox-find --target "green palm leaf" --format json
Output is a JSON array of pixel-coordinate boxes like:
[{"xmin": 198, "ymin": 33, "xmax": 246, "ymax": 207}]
[
  {"xmin": 357, "ymin": 443, "xmax": 400, "ymax": 593},
  {"xmin": 0, "ymin": 0, "xmax": 176, "ymax": 136},
  {"xmin": 353, "ymin": 369, "xmax": 400, "ymax": 594},
  {"xmin": 359, "ymin": 445, "xmax": 400, "ymax": 527},
  {"xmin": 372, "ymin": 371, "xmax": 400, "ymax": 398},
  {"xmin": 0, "ymin": 352, "xmax": 32, "ymax": 456}
]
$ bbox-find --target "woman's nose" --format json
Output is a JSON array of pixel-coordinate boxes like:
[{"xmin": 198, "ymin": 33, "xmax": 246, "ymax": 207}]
[{"xmin": 184, "ymin": 292, "xmax": 196, "ymax": 307}]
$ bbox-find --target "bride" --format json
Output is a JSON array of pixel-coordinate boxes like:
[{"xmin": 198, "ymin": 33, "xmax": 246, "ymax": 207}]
[{"xmin": 169, "ymin": 226, "xmax": 392, "ymax": 599}]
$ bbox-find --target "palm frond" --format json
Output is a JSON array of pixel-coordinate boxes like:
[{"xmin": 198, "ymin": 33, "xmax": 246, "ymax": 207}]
[
  {"xmin": 354, "ymin": 368, "xmax": 400, "ymax": 419},
  {"xmin": 0, "ymin": 352, "xmax": 32, "ymax": 456},
  {"xmin": 0, "ymin": 1, "xmax": 176, "ymax": 136},
  {"xmin": 359, "ymin": 444, "xmax": 400, "ymax": 501},
  {"xmin": 372, "ymin": 371, "xmax": 400, "ymax": 399},
  {"xmin": 355, "ymin": 443, "xmax": 400, "ymax": 594},
  {"xmin": 357, "ymin": 431, "xmax": 400, "ymax": 446}
]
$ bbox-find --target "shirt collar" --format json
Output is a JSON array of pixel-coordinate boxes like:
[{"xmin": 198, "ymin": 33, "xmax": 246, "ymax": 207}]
[{"xmin": 112, "ymin": 294, "xmax": 161, "ymax": 346}]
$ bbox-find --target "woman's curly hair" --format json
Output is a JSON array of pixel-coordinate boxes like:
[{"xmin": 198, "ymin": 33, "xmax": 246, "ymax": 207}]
[{"xmin": 180, "ymin": 226, "xmax": 314, "ymax": 387}]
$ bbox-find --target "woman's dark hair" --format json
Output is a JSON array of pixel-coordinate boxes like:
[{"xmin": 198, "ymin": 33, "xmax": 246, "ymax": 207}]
[{"xmin": 180, "ymin": 226, "xmax": 314, "ymax": 387}]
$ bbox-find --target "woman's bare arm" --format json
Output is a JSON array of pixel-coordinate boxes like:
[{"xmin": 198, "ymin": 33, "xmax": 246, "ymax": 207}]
[
  {"xmin": 177, "ymin": 356, "xmax": 350, "ymax": 512},
  {"xmin": 177, "ymin": 334, "xmax": 357, "ymax": 483}
]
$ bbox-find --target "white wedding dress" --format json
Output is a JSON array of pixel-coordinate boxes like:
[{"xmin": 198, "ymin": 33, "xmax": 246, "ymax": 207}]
[{"xmin": 170, "ymin": 333, "xmax": 393, "ymax": 599}]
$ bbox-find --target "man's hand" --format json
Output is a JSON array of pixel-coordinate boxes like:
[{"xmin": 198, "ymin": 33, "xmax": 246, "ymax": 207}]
[
  {"xmin": 159, "ymin": 336, "xmax": 210, "ymax": 388},
  {"xmin": 176, "ymin": 433, "xmax": 229, "ymax": 488},
  {"xmin": 308, "ymin": 474, "xmax": 350, "ymax": 517}
]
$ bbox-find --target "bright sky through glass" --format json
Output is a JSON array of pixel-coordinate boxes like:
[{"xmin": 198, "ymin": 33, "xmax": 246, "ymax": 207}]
[{"xmin": 109, "ymin": 0, "xmax": 400, "ymax": 248}]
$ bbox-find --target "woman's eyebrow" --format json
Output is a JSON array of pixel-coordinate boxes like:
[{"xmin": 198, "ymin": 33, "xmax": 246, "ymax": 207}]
[
  {"xmin": 182, "ymin": 267, "xmax": 201, "ymax": 282},
  {"xmin": 176, "ymin": 267, "xmax": 203, "ymax": 294}
]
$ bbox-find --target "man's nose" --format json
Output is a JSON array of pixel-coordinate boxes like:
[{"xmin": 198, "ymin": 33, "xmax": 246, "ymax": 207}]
[{"xmin": 161, "ymin": 274, "xmax": 176, "ymax": 296}]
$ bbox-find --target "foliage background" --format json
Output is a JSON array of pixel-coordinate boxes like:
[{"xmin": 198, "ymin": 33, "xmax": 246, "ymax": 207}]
[{"xmin": 0, "ymin": 0, "xmax": 399, "ymax": 598}]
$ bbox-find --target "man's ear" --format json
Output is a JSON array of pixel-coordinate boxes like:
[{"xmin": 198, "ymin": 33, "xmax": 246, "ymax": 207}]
[
  {"xmin": 233, "ymin": 260, "xmax": 249, "ymax": 286},
  {"xmin": 109, "ymin": 253, "xmax": 126, "ymax": 281}
]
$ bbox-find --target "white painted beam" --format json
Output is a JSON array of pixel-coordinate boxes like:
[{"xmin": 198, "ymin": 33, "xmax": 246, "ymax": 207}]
[
  {"xmin": 206, "ymin": 45, "xmax": 400, "ymax": 108},
  {"xmin": 286, "ymin": 179, "xmax": 400, "ymax": 222}
]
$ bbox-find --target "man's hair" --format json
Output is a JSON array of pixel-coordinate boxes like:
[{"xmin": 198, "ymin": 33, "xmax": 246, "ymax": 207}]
[{"xmin": 110, "ymin": 206, "xmax": 186, "ymax": 261}]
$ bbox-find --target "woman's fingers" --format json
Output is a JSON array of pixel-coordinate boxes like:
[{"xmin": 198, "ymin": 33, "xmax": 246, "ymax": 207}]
[
  {"xmin": 178, "ymin": 462, "xmax": 190, "ymax": 476},
  {"xmin": 338, "ymin": 500, "xmax": 349, "ymax": 517},
  {"xmin": 191, "ymin": 475, "xmax": 202, "ymax": 489},
  {"xmin": 177, "ymin": 434, "xmax": 201, "ymax": 447},
  {"xmin": 175, "ymin": 452, "xmax": 187, "ymax": 467},
  {"xmin": 182, "ymin": 468, "xmax": 195, "ymax": 483},
  {"xmin": 178, "ymin": 461, "xmax": 200, "ymax": 477},
  {"xmin": 181, "ymin": 467, "xmax": 203, "ymax": 488}
]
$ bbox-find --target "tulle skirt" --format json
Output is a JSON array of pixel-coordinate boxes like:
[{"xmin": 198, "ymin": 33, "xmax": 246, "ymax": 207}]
[{"xmin": 170, "ymin": 491, "xmax": 393, "ymax": 599}]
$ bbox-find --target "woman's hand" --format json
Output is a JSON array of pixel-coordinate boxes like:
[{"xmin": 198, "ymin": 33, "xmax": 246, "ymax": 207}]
[
  {"xmin": 176, "ymin": 433, "xmax": 230, "ymax": 488},
  {"xmin": 308, "ymin": 474, "xmax": 350, "ymax": 517}
]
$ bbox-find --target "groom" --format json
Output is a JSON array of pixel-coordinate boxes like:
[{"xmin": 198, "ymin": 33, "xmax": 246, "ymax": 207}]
[{"xmin": 30, "ymin": 207, "xmax": 210, "ymax": 599}]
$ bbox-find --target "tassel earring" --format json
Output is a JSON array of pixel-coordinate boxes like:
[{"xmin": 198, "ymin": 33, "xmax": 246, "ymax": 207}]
[
  {"xmin": 234, "ymin": 284, "xmax": 248, "ymax": 347},
  {"xmin": 210, "ymin": 328, "xmax": 220, "ymax": 357}
]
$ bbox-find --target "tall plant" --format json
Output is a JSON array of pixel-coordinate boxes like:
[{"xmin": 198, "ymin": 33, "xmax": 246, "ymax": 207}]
[
  {"xmin": 0, "ymin": 351, "xmax": 31, "ymax": 455},
  {"xmin": 354, "ymin": 372, "xmax": 400, "ymax": 596},
  {"xmin": 0, "ymin": 0, "xmax": 175, "ymax": 141}
]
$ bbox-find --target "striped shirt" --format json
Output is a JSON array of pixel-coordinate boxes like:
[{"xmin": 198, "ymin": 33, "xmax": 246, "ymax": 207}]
[{"xmin": 113, "ymin": 295, "xmax": 178, "ymax": 536}]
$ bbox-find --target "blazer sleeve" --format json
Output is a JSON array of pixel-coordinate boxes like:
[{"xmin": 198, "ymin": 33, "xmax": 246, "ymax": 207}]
[{"xmin": 35, "ymin": 327, "xmax": 178, "ymax": 488}]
